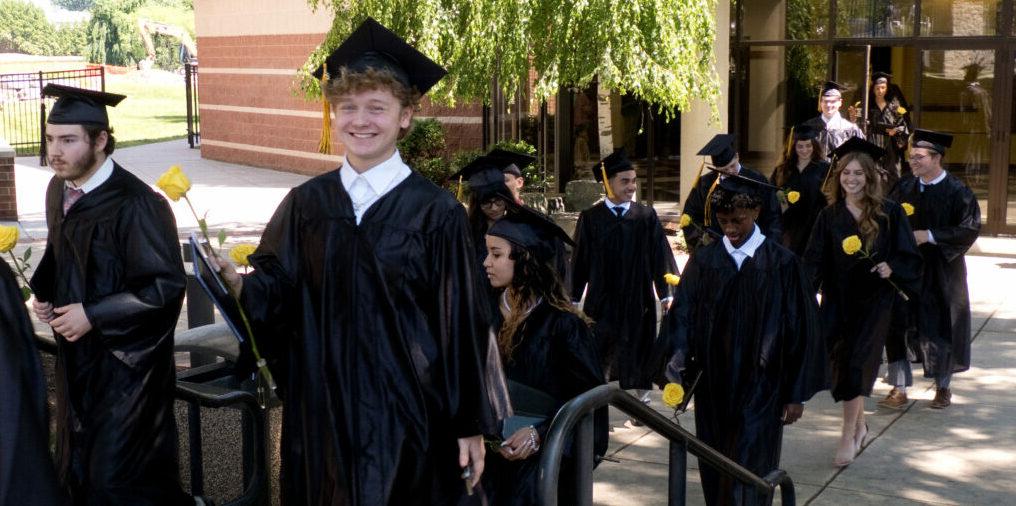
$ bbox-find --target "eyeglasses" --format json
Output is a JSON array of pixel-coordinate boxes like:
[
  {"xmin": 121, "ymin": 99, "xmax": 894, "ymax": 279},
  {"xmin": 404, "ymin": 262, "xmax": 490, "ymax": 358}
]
[
  {"xmin": 480, "ymin": 199, "xmax": 505, "ymax": 210},
  {"xmin": 908, "ymin": 154, "xmax": 929, "ymax": 162}
]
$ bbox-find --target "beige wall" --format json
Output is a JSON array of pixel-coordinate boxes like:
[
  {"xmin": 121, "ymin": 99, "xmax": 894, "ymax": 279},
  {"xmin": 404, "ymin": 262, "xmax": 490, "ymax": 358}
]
[
  {"xmin": 679, "ymin": 0, "xmax": 730, "ymax": 205},
  {"xmin": 194, "ymin": 0, "xmax": 333, "ymax": 37}
]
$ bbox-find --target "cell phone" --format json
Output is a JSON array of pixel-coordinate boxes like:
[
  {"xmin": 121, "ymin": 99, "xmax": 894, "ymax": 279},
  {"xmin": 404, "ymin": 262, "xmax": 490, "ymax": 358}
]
[{"xmin": 461, "ymin": 464, "xmax": 474, "ymax": 496}]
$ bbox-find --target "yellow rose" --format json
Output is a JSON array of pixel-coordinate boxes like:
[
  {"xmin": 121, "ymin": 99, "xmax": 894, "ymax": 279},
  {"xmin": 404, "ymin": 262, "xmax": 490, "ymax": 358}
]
[
  {"xmin": 896, "ymin": 106, "xmax": 907, "ymax": 115},
  {"xmin": 229, "ymin": 243, "xmax": 258, "ymax": 267},
  {"xmin": 0, "ymin": 225, "xmax": 18, "ymax": 253},
  {"xmin": 662, "ymin": 382, "xmax": 685, "ymax": 408},
  {"xmin": 842, "ymin": 235, "xmax": 862, "ymax": 255},
  {"xmin": 901, "ymin": 202, "xmax": 915, "ymax": 216},
  {"xmin": 156, "ymin": 165, "xmax": 192, "ymax": 202},
  {"xmin": 679, "ymin": 213, "xmax": 692, "ymax": 228},
  {"xmin": 664, "ymin": 273, "xmax": 681, "ymax": 286},
  {"xmin": 786, "ymin": 191, "xmax": 801, "ymax": 204}
]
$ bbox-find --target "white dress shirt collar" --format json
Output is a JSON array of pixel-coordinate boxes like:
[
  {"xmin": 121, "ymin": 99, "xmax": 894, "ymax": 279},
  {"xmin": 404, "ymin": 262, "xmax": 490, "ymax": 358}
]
[
  {"xmin": 722, "ymin": 224, "xmax": 766, "ymax": 270},
  {"xmin": 605, "ymin": 199, "xmax": 632, "ymax": 214},
  {"xmin": 339, "ymin": 150, "xmax": 412, "ymax": 224},
  {"xmin": 65, "ymin": 157, "xmax": 114, "ymax": 193},
  {"xmin": 920, "ymin": 170, "xmax": 948, "ymax": 187}
]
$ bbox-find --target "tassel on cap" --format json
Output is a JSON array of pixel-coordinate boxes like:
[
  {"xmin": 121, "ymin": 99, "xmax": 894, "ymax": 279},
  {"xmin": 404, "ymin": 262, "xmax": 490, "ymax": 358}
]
[
  {"xmin": 703, "ymin": 177, "xmax": 720, "ymax": 227},
  {"xmin": 318, "ymin": 62, "xmax": 332, "ymax": 155},
  {"xmin": 784, "ymin": 126, "xmax": 795, "ymax": 160},
  {"xmin": 600, "ymin": 163, "xmax": 616, "ymax": 201},
  {"xmin": 456, "ymin": 176, "xmax": 464, "ymax": 201}
]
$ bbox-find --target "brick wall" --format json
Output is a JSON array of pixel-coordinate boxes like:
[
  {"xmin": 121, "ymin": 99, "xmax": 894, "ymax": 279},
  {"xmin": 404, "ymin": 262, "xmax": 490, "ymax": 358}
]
[
  {"xmin": 197, "ymin": 32, "xmax": 484, "ymax": 175},
  {"xmin": 0, "ymin": 140, "xmax": 17, "ymax": 220}
]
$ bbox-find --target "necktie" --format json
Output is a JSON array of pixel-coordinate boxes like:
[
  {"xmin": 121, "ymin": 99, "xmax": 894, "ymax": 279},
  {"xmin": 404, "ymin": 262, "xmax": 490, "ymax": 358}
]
[
  {"xmin": 614, "ymin": 206, "xmax": 624, "ymax": 218},
  {"xmin": 63, "ymin": 188, "xmax": 84, "ymax": 215}
]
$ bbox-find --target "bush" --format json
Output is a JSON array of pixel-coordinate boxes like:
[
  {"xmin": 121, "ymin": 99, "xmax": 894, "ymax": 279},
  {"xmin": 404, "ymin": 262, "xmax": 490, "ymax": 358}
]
[
  {"xmin": 0, "ymin": 0, "xmax": 54, "ymax": 54},
  {"xmin": 398, "ymin": 118, "xmax": 452, "ymax": 187},
  {"xmin": 52, "ymin": 0, "xmax": 94, "ymax": 11}
]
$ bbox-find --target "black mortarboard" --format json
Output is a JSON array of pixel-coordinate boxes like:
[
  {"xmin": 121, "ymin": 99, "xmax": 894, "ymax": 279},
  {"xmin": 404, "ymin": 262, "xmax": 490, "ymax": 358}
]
[
  {"xmin": 488, "ymin": 148, "xmax": 535, "ymax": 178},
  {"xmin": 871, "ymin": 71, "xmax": 892, "ymax": 84},
  {"xmin": 697, "ymin": 134, "xmax": 737, "ymax": 167},
  {"xmin": 312, "ymin": 17, "xmax": 447, "ymax": 95},
  {"xmin": 43, "ymin": 84, "xmax": 125, "ymax": 127},
  {"xmin": 487, "ymin": 204, "xmax": 575, "ymax": 263},
  {"xmin": 831, "ymin": 136, "xmax": 886, "ymax": 161},
  {"xmin": 591, "ymin": 148, "xmax": 633, "ymax": 182},
  {"xmin": 911, "ymin": 129, "xmax": 953, "ymax": 154},
  {"xmin": 821, "ymin": 81, "xmax": 846, "ymax": 98},
  {"xmin": 449, "ymin": 151, "xmax": 521, "ymax": 201},
  {"xmin": 793, "ymin": 124, "xmax": 819, "ymax": 140},
  {"xmin": 716, "ymin": 175, "xmax": 767, "ymax": 202}
]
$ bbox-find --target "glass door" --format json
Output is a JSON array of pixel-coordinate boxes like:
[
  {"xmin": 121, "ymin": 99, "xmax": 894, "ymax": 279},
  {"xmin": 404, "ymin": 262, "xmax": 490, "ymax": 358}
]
[{"xmin": 832, "ymin": 45, "xmax": 872, "ymax": 124}]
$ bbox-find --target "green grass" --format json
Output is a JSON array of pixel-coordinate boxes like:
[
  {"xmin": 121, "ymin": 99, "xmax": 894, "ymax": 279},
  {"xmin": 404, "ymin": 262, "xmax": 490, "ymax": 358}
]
[{"xmin": 105, "ymin": 75, "xmax": 191, "ymax": 146}]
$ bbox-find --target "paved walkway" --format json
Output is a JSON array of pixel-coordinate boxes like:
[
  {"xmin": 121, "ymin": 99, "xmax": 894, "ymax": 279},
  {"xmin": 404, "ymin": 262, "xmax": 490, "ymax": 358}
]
[{"xmin": 9, "ymin": 140, "xmax": 1016, "ymax": 504}]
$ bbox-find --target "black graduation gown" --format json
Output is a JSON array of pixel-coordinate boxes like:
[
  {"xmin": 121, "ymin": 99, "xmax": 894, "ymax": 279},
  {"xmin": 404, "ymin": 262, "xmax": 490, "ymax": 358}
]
[
  {"xmin": 803, "ymin": 115, "xmax": 864, "ymax": 161},
  {"xmin": 29, "ymin": 165, "xmax": 190, "ymax": 504},
  {"xmin": 803, "ymin": 200, "xmax": 922, "ymax": 401},
  {"xmin": 681, "ymin": 167, "xmax": 783, "ymax": 255},
  {"xmin": 889, "ymin": 175, "xmax": 980, "ymax": 377},
  {"xmin": 570, "ymin": 201, "xmax": 677, "ymax": 389},
  {"xmin": 655, "ymin": 237, "xmax": 827, "ymax": 506},
  {"xmin": 483, "ymin": 302, "xmax": 607, "ymax": 506},
  {"xmin": 240, "ymin": 170, "xmax": 500, "ymax": 505},
  {"xmin": 769, "ymin": 161, "xmax": 830, "ymax": 256},
  {"xmin": 0, "ymin": 260, "xmax": 64, "ymax": 506}
]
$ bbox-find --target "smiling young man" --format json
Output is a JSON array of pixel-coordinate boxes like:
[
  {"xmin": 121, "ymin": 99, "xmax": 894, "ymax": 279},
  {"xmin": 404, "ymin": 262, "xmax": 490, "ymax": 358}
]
[
  {"xmin": 654, "ymin": 178, "xmax": 826, "ymax": 505},
  {"xmin": 29, "ymin": 84, "xmax": 191, "ymax": 504},
  {"xmin": 885, "ymin": 129, "xmax": 981, "ymax": 409},
  {"xmin": 215, "ymin": 18, "xmax": 502, "ymax": 504},
  {"xmin": 803, "ymin": 81, "xmax": 865, "ymax": 162},
  {"xmin": 681, "ymin": 134, "xmax": 783, "ymax": 255},
  {"xmin": 571, "ymin": 148, "xmax": 678, "ymax": 406}
]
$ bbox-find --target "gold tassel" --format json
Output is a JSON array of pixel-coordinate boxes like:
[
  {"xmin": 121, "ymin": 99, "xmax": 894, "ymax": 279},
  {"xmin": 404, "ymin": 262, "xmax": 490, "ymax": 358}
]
[
  {"xmin": 318, "ymin": 63, "xmax": 332, "ymax": 155},
  {"xmin": 456, "ymin": 176, "xmax": 464, "ymax": 201},
  {"xmin": 703, "ymin": 177, "xmax": 720, "ymax": 227},
  {"xmin": 820, "ymin": 154, "xmax": 837, "ymax": 195},
  {"xmin": 600, "ymin": 163, "xmax": 616, "ymax": 201},
  {"xmin": 690, "ymin": 159, "xmax": 706, "ymax": 190},
  {"xmin": 784, "ymin": 126, "xmax": 795, "ymax": 160}
]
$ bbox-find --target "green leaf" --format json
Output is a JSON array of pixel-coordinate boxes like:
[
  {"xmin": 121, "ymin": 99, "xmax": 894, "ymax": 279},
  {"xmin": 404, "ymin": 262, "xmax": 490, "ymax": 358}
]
[
  {"xmin": 21, "ymin": 285, "xmax": 31, "ymax": 302},
  {"xmin": 22, "ymin": 247, "xmax": 31, "ymax": 262},
  {"xmin": 217, "ymin": 229, "xmax": 227, "ymax": 247}
]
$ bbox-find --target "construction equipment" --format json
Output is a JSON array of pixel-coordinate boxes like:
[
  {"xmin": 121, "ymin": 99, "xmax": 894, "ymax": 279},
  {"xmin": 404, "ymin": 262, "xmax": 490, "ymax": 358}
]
[{"xmin": 137, "ymin": 18, "xmax": 198, "ymax": 70}]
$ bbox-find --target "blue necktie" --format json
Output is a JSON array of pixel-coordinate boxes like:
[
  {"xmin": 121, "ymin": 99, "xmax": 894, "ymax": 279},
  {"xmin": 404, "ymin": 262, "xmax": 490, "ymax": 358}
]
[{"xmin": 614, "ymin": 207, "xmax": 624, "ymax": 218}]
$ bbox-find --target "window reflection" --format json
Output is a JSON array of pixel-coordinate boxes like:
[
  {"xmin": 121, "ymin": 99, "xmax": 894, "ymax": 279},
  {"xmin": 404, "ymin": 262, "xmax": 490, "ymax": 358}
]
[
  {"xmin": 837, "ymin": 0, "xmax": 914, "ymax": 37},
  {"xmin": 921, "ymin": 0, "xmax": 999, "ymax": 36}
]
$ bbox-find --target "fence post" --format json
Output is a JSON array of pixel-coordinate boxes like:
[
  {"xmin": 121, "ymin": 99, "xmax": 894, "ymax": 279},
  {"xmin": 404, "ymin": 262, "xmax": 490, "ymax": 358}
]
[
  {"xmin": 668, "ymin": 439, "xmax": 687, "ymax": 506},
  {"xmin": 38, "ymin": 71, "xmax": 47, "ymax": 166},
  {"xmin": 574, "ymin": 414, "xmax": 594, "ymax": 505}
]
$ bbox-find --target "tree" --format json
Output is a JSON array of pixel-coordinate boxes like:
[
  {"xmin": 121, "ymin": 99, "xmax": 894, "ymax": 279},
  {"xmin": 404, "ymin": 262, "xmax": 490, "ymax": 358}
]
[
  {"xmin": 87, "ymin": 0, "xmax": 148, "ymax": 66},
  {"xmin": 0, "ymin": 0, "xmax": 54, "ymax": 54},
  {"xmin": 297, "ymin": 0, "xmax": 719, "ymax": 120},
  {"xmin": 52, "ymin": 0, "xmax": 95, "ymax": 11}
]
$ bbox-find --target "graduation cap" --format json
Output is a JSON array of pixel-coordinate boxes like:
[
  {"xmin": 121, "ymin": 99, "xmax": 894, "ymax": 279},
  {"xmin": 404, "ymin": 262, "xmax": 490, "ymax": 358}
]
[
  {"xmin": 311, "ymin": 17, "xmax": 447, "ymax": 154},
  {"xmin": 871, "ymin": 71, "xmax": 892, "ymax": 84},
  {"xmin": 793, "ymin": 123, "xmax": 819, "ymax": 140},
  {"xmin": 831, "ymin": 136, "xmax": 887, "ymax": 161},
  {"xmin": 449, "ymin": 150, "xmax": 530, "ymax": 202},
  {"xmin": 717, "ymin": 175, "xmax": 768, "ymax": 202},
  {"xmin": 911, "ymin": 129, "xmax": 953, "ymax": 154},
  {"xmin": 489, "ymin": 148, "xmax": 535, "ymax": 178},
  {"xmin": 590, "ymin": 148, "xmax": 633, "ymax": 182},
  {"xmin": 43, "ymin": 84, "xmax": 125, "ymax": 127},
  {"xmin": 487, "ymin": 204, "xmax": 575, "ymax": 263},
  {"xmin": 821, "ymin": 81, "xmax": 846, "ymax": 98},
  {"xmin": 697, "ymin": 134, "xmax": 737, "ymax": 168}
]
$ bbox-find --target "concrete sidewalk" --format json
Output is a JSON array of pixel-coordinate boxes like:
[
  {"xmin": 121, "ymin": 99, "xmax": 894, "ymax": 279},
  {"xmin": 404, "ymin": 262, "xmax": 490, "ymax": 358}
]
[{"xmin": 9, "ymin": 140, "xmax": 1016, "ymax": 504}]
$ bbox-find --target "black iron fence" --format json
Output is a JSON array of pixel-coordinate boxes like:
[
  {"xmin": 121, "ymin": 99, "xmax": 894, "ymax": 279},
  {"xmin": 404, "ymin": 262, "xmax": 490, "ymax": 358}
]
[
  {"xmin": 0, "ymin": 67, "xmax": 105, "ymax": 160},
  {"xmin": 185, "ymin": 60, "xmax": 200, "ymax": 148},
  {"xmin": 538, "ymin": 385, "xmax": 797, "ymax": 506}
]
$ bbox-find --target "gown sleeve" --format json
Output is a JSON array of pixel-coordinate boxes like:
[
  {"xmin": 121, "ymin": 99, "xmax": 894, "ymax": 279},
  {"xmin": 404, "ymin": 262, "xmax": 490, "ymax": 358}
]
[
  {"xmin": 654, "ymin": 251, "xmax": 703, "ymax": 386},
  {"xmin": 681, "ymin": 182, "xmax": 706, "ymax": 249},
  {"xmin": 779, "ymin": 256, "xmax": 828, "ymax": 404},
  {"xmin": 83, "ymin": 193, "xmax": 186, "ymax": 366},
  {"xmin": 759, "ymin": 187, "xmax": 784, "ymax": 242},
  {"xmin": 886, "ymin": 203, "xmax": 923, "ymax": 296},
  {"xmin": 649, "ymin": 209, "xmax": 679, "ymax": 300},
  {"xmin": 570, "ymin": 211, "xmax": 591, "ymax": 303},
  {"xmin": 802, "ymin": 207, "xmax": 830, "ymax": 293},
  {"xmin": 929, "ymin": 184, "xmax": 981, "ymax": 263}
]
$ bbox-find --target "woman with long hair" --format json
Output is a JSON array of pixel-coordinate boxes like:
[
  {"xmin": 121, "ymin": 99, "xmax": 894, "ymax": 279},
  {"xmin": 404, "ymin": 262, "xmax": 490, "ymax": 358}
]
[
  {"xmin": 803, "ymin": 138, "xmax": 921, "ymax": 467},
  {"xmin": 771, "ymin": 124, "xmax": 830, "ymax": 256},
  {"xmin": 865, "ymin": 72, "xmax": 912, "ymax": 187},
  {"xmin": 481, "ymin": 206, "xmax": 607, "ymax": 505}
]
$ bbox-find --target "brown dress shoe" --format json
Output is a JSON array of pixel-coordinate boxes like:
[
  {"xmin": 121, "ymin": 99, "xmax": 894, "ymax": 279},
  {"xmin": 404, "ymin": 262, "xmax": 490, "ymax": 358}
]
[
  {"xmin": 878, "ymin": 388, "xmax": 909, "ymax": 409},
  {"xmin": 930, "ymin": 388, "xmax": 952, "ymax": 409}
]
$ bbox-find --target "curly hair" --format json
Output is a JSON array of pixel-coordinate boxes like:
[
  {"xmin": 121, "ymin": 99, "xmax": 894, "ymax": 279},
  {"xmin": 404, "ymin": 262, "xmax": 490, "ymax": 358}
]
[
  {"xmin": 323, "ymin": 66, "xmax": 422, "ymax": 109},
  {"xmin": 497, "ymin": 242, "xmax": 592, "ymax": 361},
  {"xmin": 773, "ymin": 137, "xmax": 823, "ymax": 188},
  {"xmin": 708, "ymin": 185, "xmax": 762, "ymax": 214},
  {"xmin": 823, "ymin": 151, "xmax": 886, "ymax": 249}
]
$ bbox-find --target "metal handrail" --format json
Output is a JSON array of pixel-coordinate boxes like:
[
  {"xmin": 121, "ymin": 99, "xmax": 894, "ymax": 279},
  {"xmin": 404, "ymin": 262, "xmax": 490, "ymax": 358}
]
[{"xmin": 537, "ymin": 384, "xmax": 796, "ymax": 506}]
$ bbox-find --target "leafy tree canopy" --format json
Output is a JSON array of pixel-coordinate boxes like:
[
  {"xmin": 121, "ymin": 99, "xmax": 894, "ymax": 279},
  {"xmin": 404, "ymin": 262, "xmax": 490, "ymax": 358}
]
[{"xmin": 298, "ymin": 0, "xmax": 719, "ymax": 119}]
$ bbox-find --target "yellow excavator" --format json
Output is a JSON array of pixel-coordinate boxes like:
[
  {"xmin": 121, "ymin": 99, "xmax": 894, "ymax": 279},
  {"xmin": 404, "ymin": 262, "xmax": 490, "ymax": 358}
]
[{"xmin": 137, "ymin": 18, "xmax": 198, "ymax": 70}]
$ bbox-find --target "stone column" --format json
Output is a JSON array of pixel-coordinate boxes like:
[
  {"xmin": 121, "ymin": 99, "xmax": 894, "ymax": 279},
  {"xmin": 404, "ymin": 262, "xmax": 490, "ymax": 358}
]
[
  {"xmin": 679, "ymin": 0, "xmax": 730, "ymax": 206},
  {"xmin": 0, "ymin": 140, "xmax": 17, "ymax": 221}
]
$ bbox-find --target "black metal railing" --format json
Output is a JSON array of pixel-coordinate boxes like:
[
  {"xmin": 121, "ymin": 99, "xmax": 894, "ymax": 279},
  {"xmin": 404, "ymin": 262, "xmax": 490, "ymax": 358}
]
[
  {"xmin": 538, "ymin": 385, "xmax": 796, "ymax": 506},
  {"xmin": 184, "ymin": 60, "xmax": 200, "ymax": 148},
  {"xmin": 0, "ymin": 67, "xmax": 105, "ymax": 160}
]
